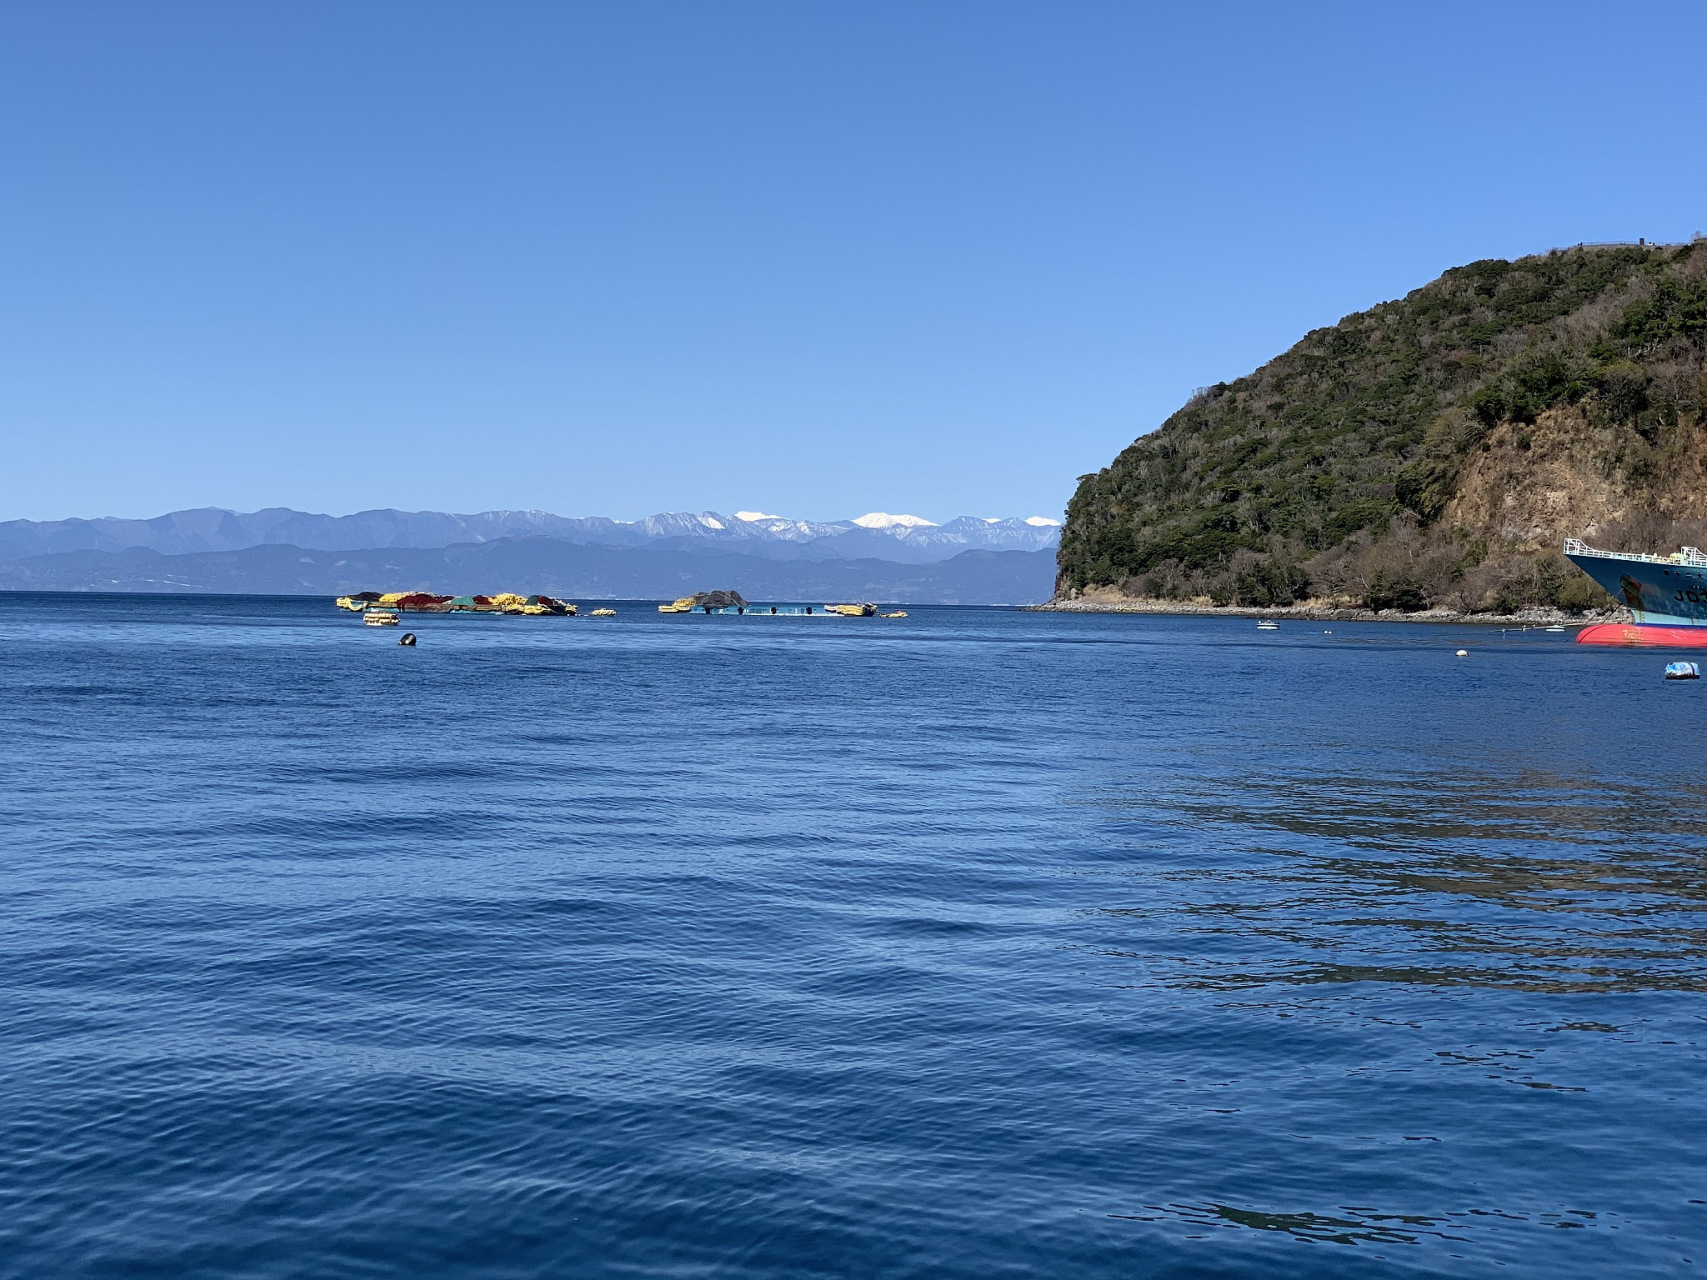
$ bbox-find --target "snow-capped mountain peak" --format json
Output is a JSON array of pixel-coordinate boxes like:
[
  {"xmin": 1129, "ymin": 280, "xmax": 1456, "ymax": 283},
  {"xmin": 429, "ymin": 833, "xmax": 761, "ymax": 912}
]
[{"xmin": 852, "ymin": 512, "xmax": 939, "ymax": 529}]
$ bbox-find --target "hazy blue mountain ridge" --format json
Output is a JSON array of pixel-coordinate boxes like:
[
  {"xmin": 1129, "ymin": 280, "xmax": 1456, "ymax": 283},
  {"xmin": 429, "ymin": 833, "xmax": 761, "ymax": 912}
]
[
  {"xmin": 0, "ymin": 538, "xmax": 1058, "ymax": 605},
  {"xmin": 0, "ymin": 507, "xmax": 1061, "ymax": 563}
]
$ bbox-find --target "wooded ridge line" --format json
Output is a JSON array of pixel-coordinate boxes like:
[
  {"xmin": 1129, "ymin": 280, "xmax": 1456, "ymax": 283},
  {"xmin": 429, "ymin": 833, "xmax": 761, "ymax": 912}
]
[{"xmin": 1057, "ymin": 242, "xmax": 1707, "ymax": 614}]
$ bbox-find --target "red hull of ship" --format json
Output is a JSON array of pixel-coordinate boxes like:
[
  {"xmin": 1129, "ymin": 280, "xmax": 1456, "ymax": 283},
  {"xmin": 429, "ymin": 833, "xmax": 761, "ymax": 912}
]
[{"xmin": 1576, "ymin": 623, "xmax": 1707, "ymax": 648}]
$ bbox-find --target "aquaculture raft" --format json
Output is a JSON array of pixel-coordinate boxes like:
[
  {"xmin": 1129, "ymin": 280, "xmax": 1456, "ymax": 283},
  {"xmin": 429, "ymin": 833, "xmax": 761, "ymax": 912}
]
[
  {"xmin": 336, "ymin": 592, "xmax": 576, "ymax": 616},
  {"xmin": 657, "ymin": 591, "xmax": 894, "ymax": 617}
]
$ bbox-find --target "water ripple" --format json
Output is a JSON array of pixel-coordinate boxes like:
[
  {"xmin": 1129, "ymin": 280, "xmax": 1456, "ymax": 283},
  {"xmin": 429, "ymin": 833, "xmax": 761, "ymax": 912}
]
[{"xmin": 1, "ymin": 594, "xmax": 1704, "ymax": 1278}]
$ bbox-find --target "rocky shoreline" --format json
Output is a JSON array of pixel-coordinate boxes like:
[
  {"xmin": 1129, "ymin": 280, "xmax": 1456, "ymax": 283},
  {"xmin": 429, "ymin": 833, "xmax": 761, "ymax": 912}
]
[{"xmin": 1029, "ymin": 597, "xmax": 1630, "ymax": 626}]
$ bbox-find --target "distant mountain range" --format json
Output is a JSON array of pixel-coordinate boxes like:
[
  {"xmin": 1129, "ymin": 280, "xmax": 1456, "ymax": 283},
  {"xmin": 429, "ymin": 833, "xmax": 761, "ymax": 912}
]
[
  {"xmin": 0, "ymin": 541, "xmax": 1058, "ymax": 605},
  {"xmin": 0, "ymin": 506, "xmax": 1061, "ymax": 564},
  {"xmin": 0, "ymin": 506, "xmax": 1064, "ymax": 603}
]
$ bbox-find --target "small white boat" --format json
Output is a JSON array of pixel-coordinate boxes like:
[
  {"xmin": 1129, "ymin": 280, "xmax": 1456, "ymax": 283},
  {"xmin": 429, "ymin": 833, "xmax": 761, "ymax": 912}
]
[
  {"xmin": 364, "ymin": 609, "xmax": 401, "ymax": 627},
  {"xmin": 1545, "ymin": 624, "xmax": 1566, "ymax": 632},
  {"xmin": 1256, "ymin": 621, "xmax": 1279, "ymax": 630}
]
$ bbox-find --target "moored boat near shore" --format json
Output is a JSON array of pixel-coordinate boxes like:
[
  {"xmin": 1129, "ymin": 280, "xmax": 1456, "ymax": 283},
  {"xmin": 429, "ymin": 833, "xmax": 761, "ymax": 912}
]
[{"xmin": 1565, "ymin": 539, "xmax": 1707, "ymax": 647}]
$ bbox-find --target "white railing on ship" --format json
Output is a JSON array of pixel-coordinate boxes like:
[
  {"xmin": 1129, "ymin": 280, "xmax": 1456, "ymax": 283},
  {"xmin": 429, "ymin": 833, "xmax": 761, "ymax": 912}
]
[{"xmin": 1564, "ymin": 538, "xmax": 1707, "ymax": 567}]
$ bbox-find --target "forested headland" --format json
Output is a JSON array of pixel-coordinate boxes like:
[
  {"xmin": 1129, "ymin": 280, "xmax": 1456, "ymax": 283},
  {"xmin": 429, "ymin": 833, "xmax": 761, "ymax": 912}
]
[{"xmin": 1057, "ymin": 242, "xmax": 1707, "ymax": 613}]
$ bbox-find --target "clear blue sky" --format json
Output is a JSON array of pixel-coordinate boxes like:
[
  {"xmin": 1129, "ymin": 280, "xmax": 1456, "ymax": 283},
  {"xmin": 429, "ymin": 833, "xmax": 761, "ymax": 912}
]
[{"xmin": 2, "ymin": 1, "xmax": 1703, "ymax": 523}]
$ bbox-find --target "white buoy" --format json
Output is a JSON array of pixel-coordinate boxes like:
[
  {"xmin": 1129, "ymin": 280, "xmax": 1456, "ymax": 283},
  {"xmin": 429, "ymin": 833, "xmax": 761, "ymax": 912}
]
[{"xmin": 1456, "ymin": 649, "xmax": 1468, "ymax": 657}]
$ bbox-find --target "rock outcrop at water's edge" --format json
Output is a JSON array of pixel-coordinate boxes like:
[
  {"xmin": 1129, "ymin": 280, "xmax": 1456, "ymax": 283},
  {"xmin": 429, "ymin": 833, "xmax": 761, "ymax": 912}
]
[
  {"xmin": 1033, "ymin": 595, "xmax": 1629, "ymax": 626},
  {"xmin": 1056, "ymin": 242, "xmax": 1707, "ymax": 616}
]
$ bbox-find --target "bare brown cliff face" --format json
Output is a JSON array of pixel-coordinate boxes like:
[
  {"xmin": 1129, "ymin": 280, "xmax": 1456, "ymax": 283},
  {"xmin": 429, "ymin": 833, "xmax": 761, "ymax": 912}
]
[{"xmin": 1445, "ymin": 405, "xmax": 1707, "ymax": 551}]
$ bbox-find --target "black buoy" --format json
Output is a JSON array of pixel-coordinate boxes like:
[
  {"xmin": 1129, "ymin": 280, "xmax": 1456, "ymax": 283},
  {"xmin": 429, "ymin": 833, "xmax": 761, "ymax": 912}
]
[{"xmin": 399, "ymin": 632, "xmax": 417, "ymax": 646}]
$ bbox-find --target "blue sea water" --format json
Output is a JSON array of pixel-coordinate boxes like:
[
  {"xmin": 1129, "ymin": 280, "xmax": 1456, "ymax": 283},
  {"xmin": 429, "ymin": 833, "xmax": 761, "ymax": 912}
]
[{"xmin": 2, "ymin": 593, "xmax": 1704, "ymax": 1279}]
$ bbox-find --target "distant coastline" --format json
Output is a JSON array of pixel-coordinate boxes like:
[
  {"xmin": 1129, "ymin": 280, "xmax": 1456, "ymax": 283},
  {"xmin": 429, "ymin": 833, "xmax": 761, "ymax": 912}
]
[
  {"xmin": 0, "ymin": 540, "xmax": 1057, "ymax": 606},
  {"xmin": 0, "ymin": 505, "xmax": 1063, "ymax": 606}
]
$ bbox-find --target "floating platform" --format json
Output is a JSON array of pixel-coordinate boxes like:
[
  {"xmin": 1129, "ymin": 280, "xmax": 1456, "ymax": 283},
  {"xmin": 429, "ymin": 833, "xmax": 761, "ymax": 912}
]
[
  {"xmin": 702, "ymin": 605, "xmax": 852, "ymax": 616},
  {"xmin": 659, "ymin": 601, "xmax": 894, "ymax": 616}
]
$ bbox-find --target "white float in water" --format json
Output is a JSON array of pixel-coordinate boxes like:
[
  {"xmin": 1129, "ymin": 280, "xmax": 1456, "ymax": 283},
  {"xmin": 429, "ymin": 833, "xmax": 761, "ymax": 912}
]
[
  {"xmin": 1664, "ymin": 661, "xmax": 1700, "ymax": 680},
  {"xmin": 1456, "ymin": 649, "xmax": 1468, "ymax": 657}
]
